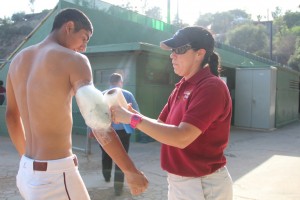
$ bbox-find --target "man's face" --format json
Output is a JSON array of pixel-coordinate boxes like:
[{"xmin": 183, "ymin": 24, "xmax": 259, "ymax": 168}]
[{"xmin": 68, "ymin": 28, "xmax": 92, "ymax": 52}]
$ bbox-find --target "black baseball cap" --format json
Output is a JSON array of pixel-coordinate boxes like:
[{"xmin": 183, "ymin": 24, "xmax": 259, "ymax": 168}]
[{"xmin": 160, "ymin": 26, "xmax": 214, "ymax": 56}]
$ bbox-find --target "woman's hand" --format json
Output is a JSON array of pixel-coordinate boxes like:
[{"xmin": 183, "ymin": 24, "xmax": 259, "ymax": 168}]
[
  {"xmin": 111, "ymin": 105, "xmax": 132, "ymax": 124},
  {"xmin": 127, "ymin": 103, "xmax": 139, "ymax": 114}
]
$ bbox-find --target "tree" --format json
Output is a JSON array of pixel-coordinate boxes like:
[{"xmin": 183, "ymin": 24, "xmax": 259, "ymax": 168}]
[
  {"xmin": 119, "ymin": 1, "xmax": 137, "ymax": 12},
  {"xmin": 273, "ymin": 33, "xmax": 297, "ymax": 65},
  {"xmin": 272, "ymin": 14, "xmax": 288, "ymax": 37},
  {"xmin": 228, "ymin": 9, "xmax": 251, "ymax": 20},
  {"xmin": 272, "ymin": 11, "xmax": 299, "ymax": 66},
  {"xmin": 226, "ymin": 23, "xmax": 269, "ymax": 54},
  {"xmin": 0, "ymin": 10, "xmax": 49, "ymax": 59},
  {"xmin": 171, "ymin": 10, "xmax": 189, "ymax": 28},
  {"xmin": 271, "ymin": 7, "xmax": 282, "ymax": 20},
  {"xmin": 193, "ymin": 8, "xmax": 299, "ymax": 68},
  {"xmin": 145, "ymin": 6, "xmax": 162, "ymax": 20},
  {"xmin": 283, "ymin": 11, "xmax": 300, "ymax": 28},
  {"xmin": 171, "ymin": 13, "xmax": 188, "ymax": 28},
  {"xmin": 288, "ymin": 38, "xmax": 300, "ymax": 71},
  {"xmin": 195, "ymin": 9, "xmax": 251, "ymax": 34},
  {"xmin": 0, "ymin": 17, "xmax": 13, "ymax": 26},
  {"xmin": 211, "ymin": 12, "xmax": 235, "ymax": 33},
  {"xmin": 195, "ymin": 13, "xmax": 213, "ymax": 27},
  {"xmin": 290, "ymin": 26, "xmax": 300, "ymax": 36},
  {"xmin": 256, "ymin": 15, "xmax": 263, "ymax": 22},
  {"xmin": 11, "ymin": 12, "xmax": 26, "ymax": 23},
  {"xmin": 28, "ymin": 0, "xmax": 35, "ymax": 13}
]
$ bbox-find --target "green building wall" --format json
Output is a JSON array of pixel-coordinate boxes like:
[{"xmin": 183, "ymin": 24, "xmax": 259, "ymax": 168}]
[
  {"xmin": 275, "ymin": 67, "xmax": 300, "ymax": 127},
  {"xmin": 0, "ymin": 0, "xmax": 299, "ymax": 137},
  {"xmin": 60, "ymin": 0, "xmax": 174, "ymax": 47}
]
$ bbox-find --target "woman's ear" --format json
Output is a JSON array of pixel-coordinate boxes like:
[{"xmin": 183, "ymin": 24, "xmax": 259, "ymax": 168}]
[{"xmin": 197, "ymin": 49, "xmax": 206, "ymax": 56}]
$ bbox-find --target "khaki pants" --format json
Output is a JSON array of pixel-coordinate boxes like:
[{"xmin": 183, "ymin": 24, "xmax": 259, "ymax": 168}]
[{"xmin": 167, "ymin": 166, "xmax": 233, "ymax": 200}]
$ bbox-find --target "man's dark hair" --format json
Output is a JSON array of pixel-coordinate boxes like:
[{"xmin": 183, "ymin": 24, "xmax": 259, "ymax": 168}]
[
  {"xmin": 110, "ymin": 73, "xmax": 123, "ymax": 85},
  {"xmin": 51, "ymin": 8, "xmax": 93, "ymax": 33}
]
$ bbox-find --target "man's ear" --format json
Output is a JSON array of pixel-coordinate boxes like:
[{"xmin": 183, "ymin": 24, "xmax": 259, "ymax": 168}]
[{"xmin": 65, "ymin": 21, "xmax": 75, "ymax": 34}]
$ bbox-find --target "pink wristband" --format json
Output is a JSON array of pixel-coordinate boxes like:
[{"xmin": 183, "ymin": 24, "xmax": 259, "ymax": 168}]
[{"xmin": 130, "ymin": 114, "xmax": 142, "ymax": 129}]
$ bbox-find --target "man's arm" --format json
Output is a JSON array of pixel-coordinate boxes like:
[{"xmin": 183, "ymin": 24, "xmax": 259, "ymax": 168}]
[
  {"xmin": 94, "ymin": 127, "xmax": 147, "ymax": 194},
  {"xmin": 75, "ymin": 84, "xmax": 148, "ymax": 195},
  {"xmin": 71, "ymin": 55, "xmax": 148, "ymax": 195},
  {"xmin": 5, "ymin": 73, "xmax": 26, "ymax": 156}
]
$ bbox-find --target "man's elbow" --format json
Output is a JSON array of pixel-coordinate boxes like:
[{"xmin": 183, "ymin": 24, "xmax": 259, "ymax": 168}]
[
  {"xmin": 5, "ymin": 110, "xmax": 12, "ymax": 122},
  {"xmin": 5, "ymin": 110, "xmax": 18, "ymax": 125}
]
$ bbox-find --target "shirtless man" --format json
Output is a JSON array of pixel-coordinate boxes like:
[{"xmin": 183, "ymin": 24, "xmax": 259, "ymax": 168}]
[{"xmin": 5, "ymin": 8, "xmax": 148, "ymax": 200}]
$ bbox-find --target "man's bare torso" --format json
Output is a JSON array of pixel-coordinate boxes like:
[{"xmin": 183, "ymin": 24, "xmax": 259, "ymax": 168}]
[{"xmin": 8, "ymin": 40, "xmax": 84, "ymax": 160}]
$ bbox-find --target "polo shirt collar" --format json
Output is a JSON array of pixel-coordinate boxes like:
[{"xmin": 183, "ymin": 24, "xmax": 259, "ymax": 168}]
[{"xmin": 176, "ymin": 67, "xmax": 212, "ymax": 87}]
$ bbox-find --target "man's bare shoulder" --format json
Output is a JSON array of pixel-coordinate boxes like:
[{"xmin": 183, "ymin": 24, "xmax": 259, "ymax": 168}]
[
  {"xmin": 8, "ymin": 45, "xmax": 37, "ymax": 73},
  {"xmin": 47, "ymin": 43, "xmax": 89, "ymax": 66},
  {"xmin": 10, "ymin": 45, "xmax": 35, "ymax": 61},
  {"xmin": 12, "ymin": 42, "xmax": 87, "ymax": 66}
]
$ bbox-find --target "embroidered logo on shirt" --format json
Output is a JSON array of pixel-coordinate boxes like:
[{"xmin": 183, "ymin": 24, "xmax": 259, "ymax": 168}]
[{"xmin": 183, "ymin": 90, "xmax": 191, "ymax": 100}]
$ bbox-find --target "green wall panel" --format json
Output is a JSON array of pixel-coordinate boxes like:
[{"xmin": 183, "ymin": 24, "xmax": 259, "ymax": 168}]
[
  {"xmin": 275, "ymin": 67, "xmax": 300, "ymax": 127},
  {"xmin": 0, "ymin": 0, "xmax": 298, "ymax": 138}
]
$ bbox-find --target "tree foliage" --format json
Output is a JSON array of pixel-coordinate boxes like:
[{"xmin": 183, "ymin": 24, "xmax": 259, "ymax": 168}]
[
  {"xmin": 0, "ymin": 1, "xmax": 299, "ymax": 71},
  {"xmin": 0, "ymin": 11, "xmax": 49, "ymax": 59},
  {"xmin": 195, "ymin": 9, "xmax": 251, "ymax": 34},
  {"xmin": 283, "ymin": 11, "xmax": 300, "ymax": 28},
  {"xmin": 195, "ymin": 13, "xmax": 214, "ymax": 28},
  {"xmin": 145, "ymin": 6, "xmax": 162, "ymax": 20},
  {"xmin": 193, "ymin": 8, "xmax": 300, "ymax": 70},
  {"xmin": 0, "ymin": 17, "xmax": 13, "ymax": 26},
  {"xmin": 226, "ymin": 23, "xmax": 268, "ymax": 54},
  {"xmin": 29, "ymin": 0, "xmax": 35, "ymax": 13},
  {"xmin": 273, "ymin": 33, "xmax": 297, "ymax": 65},
  {"xmin": 287, "ymin": 38, "xmax": 300, "ymax": 71},
  {"xmin": 11, "ymin": 12, "xmax": 26, "ymax": 23}
]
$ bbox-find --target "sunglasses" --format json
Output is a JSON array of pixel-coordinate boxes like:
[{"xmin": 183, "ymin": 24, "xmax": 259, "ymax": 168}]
[{"xmin": 171, "ymin": 44, "xmax": 193, "ymax": 54}]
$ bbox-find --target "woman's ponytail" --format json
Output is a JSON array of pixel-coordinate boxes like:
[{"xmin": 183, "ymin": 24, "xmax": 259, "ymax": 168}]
[{"xmin": 208, "ymin": 52, "xmax": 221, "ymax": 77}]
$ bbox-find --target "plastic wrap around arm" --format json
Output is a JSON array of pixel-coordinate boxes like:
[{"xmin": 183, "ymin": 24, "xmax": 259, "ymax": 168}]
[
  {"xmin": 75, "ymin": 85, "xmax": 112, "ymax": 145},
  {"xmin": 103, "ymin": 88, "xmax": 128, "ymax": 108}
]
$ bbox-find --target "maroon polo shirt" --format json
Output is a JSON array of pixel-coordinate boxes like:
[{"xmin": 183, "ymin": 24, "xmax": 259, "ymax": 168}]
[{"xmin": 159, "ymin": 67, "xmax": 232, "ymax": 177}]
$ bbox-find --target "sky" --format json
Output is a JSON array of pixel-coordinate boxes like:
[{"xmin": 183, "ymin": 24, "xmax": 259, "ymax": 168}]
[{"xmin": 0, "ymin": 0, "xmax": 299, "ymax": 25}]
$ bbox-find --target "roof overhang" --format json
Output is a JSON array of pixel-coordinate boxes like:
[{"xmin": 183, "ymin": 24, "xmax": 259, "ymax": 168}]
[{"xmin": 85, "ymin": 42, "xmax": 170, "ymax": 55}]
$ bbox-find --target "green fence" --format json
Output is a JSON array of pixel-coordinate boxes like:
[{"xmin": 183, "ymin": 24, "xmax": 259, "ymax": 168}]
[{"xmin": 63, "ymin": 0, "xmax": 176, "ymax": 33}]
